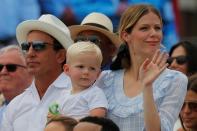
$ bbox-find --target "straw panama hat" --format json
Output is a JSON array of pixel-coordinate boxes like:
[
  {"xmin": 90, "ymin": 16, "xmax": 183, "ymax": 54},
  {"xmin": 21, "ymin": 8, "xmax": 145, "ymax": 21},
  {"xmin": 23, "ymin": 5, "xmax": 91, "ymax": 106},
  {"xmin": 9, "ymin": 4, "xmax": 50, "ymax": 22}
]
[
  {"xmin": 16, "ymin": 14, "xmax": 73, "ymax": 50},
  {"xmin": 69, "ymin": 12, "xmax": 121, "ymax": 48}
]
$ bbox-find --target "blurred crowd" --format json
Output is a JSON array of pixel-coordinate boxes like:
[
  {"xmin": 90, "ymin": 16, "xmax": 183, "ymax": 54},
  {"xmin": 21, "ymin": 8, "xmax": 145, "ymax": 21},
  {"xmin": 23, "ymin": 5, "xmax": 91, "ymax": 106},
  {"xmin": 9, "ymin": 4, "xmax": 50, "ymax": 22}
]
[{"xmin": 1, "ymin": 0, "xmax": 179, "ymax": 51}]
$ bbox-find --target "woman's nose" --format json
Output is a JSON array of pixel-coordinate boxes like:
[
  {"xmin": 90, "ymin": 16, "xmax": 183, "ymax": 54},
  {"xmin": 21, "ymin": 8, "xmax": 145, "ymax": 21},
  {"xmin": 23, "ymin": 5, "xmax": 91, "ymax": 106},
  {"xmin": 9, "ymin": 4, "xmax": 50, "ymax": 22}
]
[{"xmin": 150, "ymin": 28, "xmax": 157, "ymax": 36}]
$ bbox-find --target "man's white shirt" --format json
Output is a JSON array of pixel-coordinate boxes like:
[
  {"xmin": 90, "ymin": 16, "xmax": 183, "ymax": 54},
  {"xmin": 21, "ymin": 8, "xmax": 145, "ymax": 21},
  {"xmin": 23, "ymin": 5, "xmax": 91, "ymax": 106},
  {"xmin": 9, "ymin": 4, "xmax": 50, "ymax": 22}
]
[{"xmin": 0, "ymin": 73, "xmax": 71, "ymax": 131}]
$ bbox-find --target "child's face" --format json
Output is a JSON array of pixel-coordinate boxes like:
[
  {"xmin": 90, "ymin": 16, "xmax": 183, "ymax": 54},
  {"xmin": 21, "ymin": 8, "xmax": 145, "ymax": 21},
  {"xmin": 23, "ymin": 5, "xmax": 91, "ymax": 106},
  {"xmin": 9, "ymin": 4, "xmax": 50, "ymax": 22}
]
[
  {"xmin": 64, "ymin": 52, "xmax": 101, "ymax": 89},
  {"xmin": 44, "ymin": 121, "xmax": 66, "ymax": 131}
]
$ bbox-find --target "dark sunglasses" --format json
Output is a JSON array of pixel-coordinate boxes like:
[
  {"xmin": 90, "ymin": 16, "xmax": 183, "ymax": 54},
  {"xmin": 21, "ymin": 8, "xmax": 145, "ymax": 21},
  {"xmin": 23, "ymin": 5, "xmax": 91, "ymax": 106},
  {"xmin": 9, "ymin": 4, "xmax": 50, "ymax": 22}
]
[
  {"xmin": 74, "ymin": 35, "xmax": 102, "ymax": 46},
  {"xmin": 181, "ymin": 101, "xmax": 197, "ymax": 112},
  {"xmin": 167, "ymin": 56, "xmax": 187, "ymax": 65},
  {"xmin": 21, "ymin": 41, "xmax": 53, "ymax": 52},
  {"xmin": 0, "ymin": 64, "xmax": 26, "ymax": 72}
]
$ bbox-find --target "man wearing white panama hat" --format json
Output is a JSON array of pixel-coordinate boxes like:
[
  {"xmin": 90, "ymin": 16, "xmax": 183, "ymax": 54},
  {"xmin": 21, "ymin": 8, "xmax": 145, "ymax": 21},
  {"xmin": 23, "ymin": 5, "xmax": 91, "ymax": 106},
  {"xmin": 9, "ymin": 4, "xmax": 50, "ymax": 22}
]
[
  {"xmin": 0, "ymin": 14, "xmax": 73, "ymax": 131},
  {"xmin": 69, "ymin": 12, "xmax": 121, "ymax": 70}
]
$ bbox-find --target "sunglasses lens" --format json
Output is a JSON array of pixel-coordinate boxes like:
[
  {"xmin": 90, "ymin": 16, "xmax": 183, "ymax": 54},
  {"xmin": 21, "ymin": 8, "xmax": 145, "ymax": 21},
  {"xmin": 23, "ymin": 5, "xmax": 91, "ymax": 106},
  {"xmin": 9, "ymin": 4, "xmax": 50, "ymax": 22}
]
[
  {"xmin": 176, "ymin": 56, "xmax": 187, "ymax": 65},
  {"xmin": 32, "ymin": 42, "xmax": 46, "ymax": 51},
  {"xmin": 21, "ymin": 41, "xmax": 47, "ymax": 52},
  {"xmin": 89, "ymin": 36, "xmax": 101, "ymax": 45},
  {"xmin": 167, "ymin": 56, "xmax": 187, "ymax": 65},
  {"xmin": 189, "ymin": 102, "xmax": 197, "ymax": 111},
  {"xmin": 21, "ymin": 42, "xmax": 30, "ymax": 51},
  {"xmin": 182, "ymin": 102, "xmax": 197, "ymax": 112},
  {"xmin": 74, "ymin": 36, "xmax": 101, "ymax": 46},
  {"xmin": 74, "ymin": 36, "xmax": 85, "ymax": 42},
  {"xmin": 6, "ymin": 64, "xmax": 17, "ymax": 72},
  {"xmin": 0, "ymin": 64, "xmax": 3, "ymax": 71},
  {"xmin": 0, "ymin": 64, "xmax": 17, "ymax": 72}
]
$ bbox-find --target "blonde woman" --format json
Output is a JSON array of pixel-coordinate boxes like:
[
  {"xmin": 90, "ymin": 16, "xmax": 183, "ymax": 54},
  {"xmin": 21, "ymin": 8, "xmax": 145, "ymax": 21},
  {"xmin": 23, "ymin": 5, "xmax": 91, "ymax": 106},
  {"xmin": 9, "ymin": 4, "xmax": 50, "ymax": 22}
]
[{"xmin": 95, "ymin": 4, "xmax": 188, "ymax": 131}]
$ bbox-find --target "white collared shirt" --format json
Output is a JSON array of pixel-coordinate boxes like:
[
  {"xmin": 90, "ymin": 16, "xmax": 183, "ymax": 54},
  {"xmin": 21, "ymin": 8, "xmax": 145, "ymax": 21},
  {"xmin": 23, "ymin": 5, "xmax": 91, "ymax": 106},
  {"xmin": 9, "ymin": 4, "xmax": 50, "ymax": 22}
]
[
  {"xmin": 0, "ymin": 103, "xmax": 7, "ymax": 125},
  {"xmin": 0, "ymin": 73, "xmax": 71, "ymax": 131}
]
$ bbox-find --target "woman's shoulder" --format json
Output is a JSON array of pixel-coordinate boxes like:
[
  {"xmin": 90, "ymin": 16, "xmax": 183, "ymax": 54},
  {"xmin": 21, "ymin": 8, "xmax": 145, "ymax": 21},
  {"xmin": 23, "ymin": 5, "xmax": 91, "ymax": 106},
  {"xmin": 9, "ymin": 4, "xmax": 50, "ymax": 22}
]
[
  {"xmin": 153, "ymin": 68, "xmax": 188, "ymax": 100},
  {"xmin": 96, "ymin": 69, "xmax": 124, "ymax": 87},
  {"xmin": 157, "ymin": 68, "xmax": 188, "ymax": 83},
  {"xmin": 99, "ymin": 70, "xmax": 124, "ymax": 78},
  {"xmin": 154, "ymin": 68, "xmax": 188, "ymax": 90}
]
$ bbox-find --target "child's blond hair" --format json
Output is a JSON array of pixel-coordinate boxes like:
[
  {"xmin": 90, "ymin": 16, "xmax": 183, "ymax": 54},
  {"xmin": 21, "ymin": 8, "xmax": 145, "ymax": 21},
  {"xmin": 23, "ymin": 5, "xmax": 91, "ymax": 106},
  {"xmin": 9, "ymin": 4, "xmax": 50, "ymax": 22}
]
[{"xmin": 66, "ymin": 41, "xmax": 103, "ymax": 65}]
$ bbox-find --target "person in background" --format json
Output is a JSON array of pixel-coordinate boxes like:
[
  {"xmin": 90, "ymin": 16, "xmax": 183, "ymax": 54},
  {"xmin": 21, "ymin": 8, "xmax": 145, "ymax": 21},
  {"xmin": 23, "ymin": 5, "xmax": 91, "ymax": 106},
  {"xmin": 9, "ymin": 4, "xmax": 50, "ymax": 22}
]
[
  {"xmin": 49, "ymin": 42, "xmax": 108, "ymax": 120},
  {"xmin": 73, "ymin": 116, "xmax": 119, "ymax": 131},
  {"xmin": 0, "ymin": 45, "xmax": 32, "ymax": 124},
  {"xmin": 178, "ymin": 74, "xmax": 197, "ymax": 131},
  {"xmin": 45, "ymin": 116, "xmax": 78, "ymax": 131},
  {"xmin": 170, "ymin": 41, "xmax": 197, "ymax": 131},
  {"xmin": 94, "ymin": 4, "xmax": 187, "ymax": 131},
  {"xmin": 0, "ymin": 14, "xmax": 73, "ymax": 131},
  {"xmin": 69, "ymin": 12, "xmax": 121, "ymax": 70},
  {"xmin": 168, "ymin": 40, "xmax": 197, "ymax": 76},
  {"xmin": 0, "ymin": 0, "xmax": 40, "ymax": 48}
]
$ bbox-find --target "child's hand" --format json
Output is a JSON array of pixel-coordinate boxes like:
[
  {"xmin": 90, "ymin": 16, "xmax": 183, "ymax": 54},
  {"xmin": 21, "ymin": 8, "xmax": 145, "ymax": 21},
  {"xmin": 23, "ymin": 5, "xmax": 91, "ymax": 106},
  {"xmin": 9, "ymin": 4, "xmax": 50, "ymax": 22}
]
[
  {"xmin": 47, "ymin": 112, "xmax": 55, "ymax": 121},
  {"xmin": 139, "ymin": 50, "xmax": 168, "ymax": 88},
  {"xmin": 47, "ymin": 102, "xmax": 61, "ymax": 122}
]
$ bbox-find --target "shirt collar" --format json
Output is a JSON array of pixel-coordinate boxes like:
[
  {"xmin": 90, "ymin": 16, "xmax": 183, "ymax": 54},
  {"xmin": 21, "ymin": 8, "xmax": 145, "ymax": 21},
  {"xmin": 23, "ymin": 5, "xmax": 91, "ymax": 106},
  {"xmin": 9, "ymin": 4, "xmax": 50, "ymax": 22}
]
[
  {"xmin": 27, "ymin": 72, "xmax": 72, "ymax": 92},
  {"xmin": 51, "ymin": 72, "xmax": 71, "ymax": 89}
]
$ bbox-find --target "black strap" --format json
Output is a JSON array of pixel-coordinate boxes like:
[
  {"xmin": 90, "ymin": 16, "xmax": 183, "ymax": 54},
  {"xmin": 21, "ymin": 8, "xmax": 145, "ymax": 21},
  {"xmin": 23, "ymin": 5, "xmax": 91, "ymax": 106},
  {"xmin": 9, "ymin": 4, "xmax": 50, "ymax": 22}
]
[{"xmin": 83, "ymin": 23, "xmax": 109, "ymax": 31}]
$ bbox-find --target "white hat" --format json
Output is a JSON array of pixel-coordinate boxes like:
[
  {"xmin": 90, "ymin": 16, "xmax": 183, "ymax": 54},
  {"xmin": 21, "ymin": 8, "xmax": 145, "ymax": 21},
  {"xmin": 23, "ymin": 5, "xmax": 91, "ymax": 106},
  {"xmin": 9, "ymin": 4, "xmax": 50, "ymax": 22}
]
[
  {"xmin": 16, "ymin": 14, "xmax": 73, "ymax": 49},
  {"xmin": 69, "ymin": 12, "xmax": 121, "ymax": 48}
]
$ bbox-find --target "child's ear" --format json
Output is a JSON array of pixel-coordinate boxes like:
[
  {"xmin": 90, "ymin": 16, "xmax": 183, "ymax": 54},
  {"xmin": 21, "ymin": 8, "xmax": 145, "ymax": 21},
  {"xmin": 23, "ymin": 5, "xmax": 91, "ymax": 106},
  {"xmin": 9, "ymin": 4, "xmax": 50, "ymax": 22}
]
[{"xmin": 63, "ymin": 64, "xmax": 70, "ymax": 75}]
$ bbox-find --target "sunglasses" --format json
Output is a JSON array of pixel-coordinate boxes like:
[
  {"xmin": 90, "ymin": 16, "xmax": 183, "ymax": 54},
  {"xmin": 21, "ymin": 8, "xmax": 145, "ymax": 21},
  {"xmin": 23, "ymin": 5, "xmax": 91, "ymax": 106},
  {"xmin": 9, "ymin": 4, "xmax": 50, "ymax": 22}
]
[
  {"xmin": 74, "ymin": 35, "xmax": 102, "ymax": 46},
  {"xmin": 167, "ymin": 56, "xmax": 187, "ymax": 65},
  {"xmin": 21, "ymin": 41, "xmax": 53, "ymax": 52},
  {"xmin": 0, "ymin": 64, "xmax": 26, "ymax": 72},
  {"xmin": 181, "ymin": 101, "xmax": 197, "ymax": 112}
]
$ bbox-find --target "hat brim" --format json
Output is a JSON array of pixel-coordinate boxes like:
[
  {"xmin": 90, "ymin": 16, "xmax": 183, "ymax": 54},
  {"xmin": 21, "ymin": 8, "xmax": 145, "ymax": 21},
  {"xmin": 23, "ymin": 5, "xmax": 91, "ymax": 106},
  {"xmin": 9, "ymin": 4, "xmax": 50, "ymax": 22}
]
[
  {"xmin": 69, "ymin": 25, "xmax": 121, "ymax": 48},
  {"xmin": 16, "ymin": 20, "xmax": 73, "ymax": 49}
]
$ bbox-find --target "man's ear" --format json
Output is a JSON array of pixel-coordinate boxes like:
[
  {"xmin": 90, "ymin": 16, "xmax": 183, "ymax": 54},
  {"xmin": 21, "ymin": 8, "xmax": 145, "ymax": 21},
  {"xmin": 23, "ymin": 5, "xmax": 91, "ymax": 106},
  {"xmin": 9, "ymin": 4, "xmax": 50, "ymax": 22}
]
[
  {"xmin": 56, "ymin": 50, "xmax": 66, "ymax": 64},
  {"xmin": 63, "ymin": 64, "xmax": 70, "ymax": 75}
]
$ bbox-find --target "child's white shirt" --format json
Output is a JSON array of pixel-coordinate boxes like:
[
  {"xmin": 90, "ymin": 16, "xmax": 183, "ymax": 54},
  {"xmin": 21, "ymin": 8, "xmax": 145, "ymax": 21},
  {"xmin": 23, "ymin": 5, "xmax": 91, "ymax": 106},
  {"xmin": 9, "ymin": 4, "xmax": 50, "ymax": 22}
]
[{"xmin": 56, "ymin": 85, "xmax": 108, "ymax": 119}]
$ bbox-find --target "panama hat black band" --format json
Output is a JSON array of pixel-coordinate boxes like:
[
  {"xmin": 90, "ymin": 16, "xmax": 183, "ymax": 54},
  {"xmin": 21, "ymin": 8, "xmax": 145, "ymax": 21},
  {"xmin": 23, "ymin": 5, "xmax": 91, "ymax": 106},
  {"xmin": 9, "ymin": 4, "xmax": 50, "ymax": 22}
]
[{"xmin": 83, "ymin": 23, "xmax": 109, "ymax": 31}]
